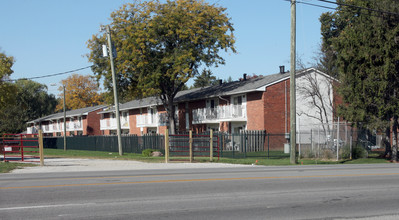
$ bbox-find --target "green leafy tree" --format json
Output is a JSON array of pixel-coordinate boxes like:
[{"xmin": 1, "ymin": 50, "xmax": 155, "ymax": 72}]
[
  {"xmin": 87, "ymin": 0, "xmax": 236, "ymax": 134},
  {"xmin": 0, "ymin": 51, "xmax": 17, "ymax": 110},
  {"xmin": 193, "ymin": 69, "xmax": 218, "ymax": 88},
  {"xmin": 0, "ymin": 80, "xmax": 57, "ymax": 133},
  {"xmin": 321, "ymin": 0, "xmax": 399, "ymax": 160}
]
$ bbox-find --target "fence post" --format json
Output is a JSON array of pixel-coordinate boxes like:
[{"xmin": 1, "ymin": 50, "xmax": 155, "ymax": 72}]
[
  {"xmin": 165, "ymin": 129, "xmax": 169, "ymax": 163},
  {"xmin": 210, "ymin": 129, "xmax": 213, "ymax": 162},
  {"xmin": 189, "ymin": 130, "xmax": 193, "ymax": 163},
  {"xmin": 267, "ymin": 132, "xmax": 270, "ymax": 159},
  {"xmin": 20, "ymin": 134, "xmax": 24, "ymax": 162},
  {"xmin": 39, "ymin": 130, "xmax": 44, "ymax": 166},
  {"xmin": 244, "ymin": 131, "xmax": 247, "ymax": 158},
  {"xmin": 337, "ymin": 117, "xmax": 340, "ymax": 161},
  {"xmin": 350, "ymin": 127, "xmax": 353, "ymax": 160}
]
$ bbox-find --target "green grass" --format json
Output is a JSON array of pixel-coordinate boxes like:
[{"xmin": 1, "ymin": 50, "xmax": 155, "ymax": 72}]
[
  {"xmin": 1, "ymin": 149, "xmax": 391, "ymax": 173},
  {"xmin": 43, "ymin": 148, "xmax": 166, "ymax": 163},
  {"xmin": 39, "ymin": 148, "xmax": 391, "ymax": 166},
  {"xmin": 0, "ymin": 162, "xmax": 36, "ymax": 173}
]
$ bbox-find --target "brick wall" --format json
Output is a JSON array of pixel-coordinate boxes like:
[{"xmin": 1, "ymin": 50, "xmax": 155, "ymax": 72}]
[
  {"xmin": 129, "ymin": 109, "xmax": 141, "ymax": 135},
  {"xmin": 86, "ymin": 109, "xmax": 103, "ymax": 135},
  {"xmin": 263, "ymin": 79, "xmax": 290, "ymax": 134},
  {"xmin": 246, "ymin": 91, "xmax": 265, "ymax": 130}
]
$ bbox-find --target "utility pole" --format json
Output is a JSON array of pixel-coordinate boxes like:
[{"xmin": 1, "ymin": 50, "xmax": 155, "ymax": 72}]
[
  {"xmin": 290, "ymin": 0, "xmax": 297, "ymax": 164},
  {"xmin": 105, "ymin": 25, "xmax": 123, "ymax": 156},
  {"xmin": 63, "ymin": 84, "xmax": 67, "ymax": 151}
]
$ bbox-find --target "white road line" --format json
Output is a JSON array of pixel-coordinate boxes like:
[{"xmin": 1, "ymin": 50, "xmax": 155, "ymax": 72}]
[{"xmin": 0, "ymin": 203, "xmax": 96, "ymax": 211}]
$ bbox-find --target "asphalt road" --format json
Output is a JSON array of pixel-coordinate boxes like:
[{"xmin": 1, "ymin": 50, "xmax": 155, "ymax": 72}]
[{"xmin": 1, "ymin": 164, "xmax": 399, "ymax": 219}]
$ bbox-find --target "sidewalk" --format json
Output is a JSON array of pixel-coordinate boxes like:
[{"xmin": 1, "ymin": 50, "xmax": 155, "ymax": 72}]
[{"xmin": 10, "ymin": 157, "xmax": 251, "ymax": 173}]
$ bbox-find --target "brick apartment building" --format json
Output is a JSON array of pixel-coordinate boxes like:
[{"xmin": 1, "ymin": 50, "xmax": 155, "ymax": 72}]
[
  {"xmin": 99, "ymin": 67, "xmax": 336, "ymax": 136},
  {"xmin": 27, "ymin": 105, "xmax": 106, "ymax": 136}
]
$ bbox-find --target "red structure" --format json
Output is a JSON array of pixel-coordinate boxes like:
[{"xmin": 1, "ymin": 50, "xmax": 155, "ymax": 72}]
[{"xmin": 1, "ymin": 134, "xmax": 40, "ymax": 162}]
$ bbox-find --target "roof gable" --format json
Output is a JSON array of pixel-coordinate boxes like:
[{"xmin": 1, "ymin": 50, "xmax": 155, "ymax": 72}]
[{"xmin": 28, "ymin": 105, "xmax": 107, "ymax": 123}]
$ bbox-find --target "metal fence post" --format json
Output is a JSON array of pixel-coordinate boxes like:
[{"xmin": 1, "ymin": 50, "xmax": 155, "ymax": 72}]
[
  {"xmin": 189, "ymin": 130, "xmax": 193, "ymax": 163},
  {"xmin": 210, "ymin": 129, "xmax": 213, "ymax": 162},
  {"xmin": 232, "ymin": 133, "xmax": 235, "ymax": 158},
  {"xmin": 244, "ymin": 131, "xmax": 247, "ymax": 158},
  {"xmin": 267, "ymin": 133, "xmax": 270, "ymax": 159}
]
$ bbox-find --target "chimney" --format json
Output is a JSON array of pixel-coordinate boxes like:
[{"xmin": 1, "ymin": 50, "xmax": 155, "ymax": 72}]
[
  {"xmin": 218, "ymin": 79, "xmax": 223, "ymax": 85},
  {"xmin": 243, "ymin": 73, "xmax": 247, "ymax": 81},
  {"xmin": 279, "ymin": 65, "xmax": 285, "ymax": 74}
]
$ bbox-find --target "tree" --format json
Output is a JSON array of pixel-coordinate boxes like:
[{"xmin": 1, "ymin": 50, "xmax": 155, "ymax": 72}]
[
  {"xmin": 0, "ymin": 51, "xmax": 17, "ymax": 110},
  {"xmin": 223, "ymin": 76, "xmax": 233, "ymax": 83},
  {"xmin": 320, "ymin": 0, "xmax": 399, "ymax": 160},
  {"xmin": 87, "ymin": 0, "xmax": 236, "ymax": 134},
  {"xmin": 56, "ymin": 74, "xmax": 104, "ymax": 111},
  {"xmin": 297, "ymin": 70, "xmax": 335, "ymax": 138},
  {"xmin": 192, "ymin": 69, "xmax": 218, "ymax": 88},
  {"xmin": 0, "ymin": 80, "xmax": 57, "ymax": 134}
]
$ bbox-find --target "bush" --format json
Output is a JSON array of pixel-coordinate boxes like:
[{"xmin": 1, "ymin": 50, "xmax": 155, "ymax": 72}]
[
  {"xmin": 142, "ymin": 149, "xmax": 156, "ymax": 157},
  {"xmin": 341, "ymin": 144, "xmax": 368, "ymax": 159},
  {"xmin": 321, "ymin": 148, "xmax": 334, "ymax": 160},
  {"xmin": 300, "ymin": 148, "xmax": 315, "ymax": 159}
]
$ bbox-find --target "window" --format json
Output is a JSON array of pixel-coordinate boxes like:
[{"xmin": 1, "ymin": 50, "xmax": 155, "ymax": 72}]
[
  {"xmin": 206, "ymin": 99, "xmax": 219, "ymax": 108},
  {"xmin": 233, "ymin": 96, "xmax": 242, "ymax": 106}
]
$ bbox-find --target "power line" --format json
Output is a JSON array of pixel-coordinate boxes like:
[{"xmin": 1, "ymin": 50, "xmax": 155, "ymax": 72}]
[
  {"xmin": 298, "ymin": 1, "xmax": 336, "ymax": 10},
  {"xmin": 282, "ymin": 0, "xmax": 335, "ymax": 10},
  {"xmin": 317, "ymin": 0, "xmax": 399, "ymax": 17},
  {"xmin": 5, "ymin": 65, "xmax": 93, "ymax": 82},
  {"xmin": 283, "ymin": 0, "xmax": 399, "ymax": 17}
]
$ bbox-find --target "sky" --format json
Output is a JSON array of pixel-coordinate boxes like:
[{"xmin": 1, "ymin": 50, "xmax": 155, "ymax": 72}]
[{"xmin": 0, "ymin": 0, "xmax": 334, "ymax": 96}]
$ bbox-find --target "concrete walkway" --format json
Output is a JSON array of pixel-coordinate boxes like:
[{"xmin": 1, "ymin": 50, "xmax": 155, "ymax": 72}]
[{"xmin": 10, "ymin": 157, "xmax": 251, "ymax": 173}]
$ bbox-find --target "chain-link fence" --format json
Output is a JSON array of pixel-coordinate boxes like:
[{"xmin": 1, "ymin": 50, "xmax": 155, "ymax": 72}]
[{"xmin": 297, "ymin": 122, "xmax": 383, "ymax": 160}]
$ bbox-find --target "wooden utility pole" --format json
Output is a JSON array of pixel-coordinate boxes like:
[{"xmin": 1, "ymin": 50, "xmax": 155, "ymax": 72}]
[
  {"xmin": 290, "ymin": 0, "xmax": 297, "ymax": 164},
  {"xmin": 105, "ymin": 25, "xmax": 123, "ymax": 156},
  {"xmin": 63, "ymin": 85, "xmax": 66, "ymax": 151}
]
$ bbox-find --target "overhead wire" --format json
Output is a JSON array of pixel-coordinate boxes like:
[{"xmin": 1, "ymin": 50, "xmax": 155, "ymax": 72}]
[
  {"xmin": 5, "ymin": 65, "xmax": 93, "ymax": 82},
  {"xmin": 317, "ymin": 0, "xmax": 399, "ymax": 17},
  {"xmin": 282, "ymin": 0, "xmax": 336, "ymax": 10},
  {"xmin": 283, "ymin": 0, "xmax": 399, "ymax": 17}
]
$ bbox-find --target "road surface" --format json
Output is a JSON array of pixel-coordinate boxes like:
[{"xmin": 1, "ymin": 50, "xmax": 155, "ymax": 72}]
[{"xmin": 1, "ymin": 163, "xmax": 399, "ymax": 219}]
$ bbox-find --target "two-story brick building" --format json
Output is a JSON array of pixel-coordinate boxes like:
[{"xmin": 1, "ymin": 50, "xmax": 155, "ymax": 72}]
[
  {"xmin": 27, "ymin": 105, "xmax": 106, "ymax": 136},
  {"xmin": 98, "ymin": 68, "xmax": 336, "ymax": 136}
]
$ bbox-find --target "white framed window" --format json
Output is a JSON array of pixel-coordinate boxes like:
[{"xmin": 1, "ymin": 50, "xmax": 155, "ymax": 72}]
[{"xmin": 206, "ymin": 98, "xmax": 219, "ymax": 108}]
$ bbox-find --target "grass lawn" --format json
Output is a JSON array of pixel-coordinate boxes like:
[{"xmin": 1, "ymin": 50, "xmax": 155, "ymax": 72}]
[
  {"xmin": 0, "ymin": 149, "xmax": 390, "ymax": 173},
  {"xmin": 0, "ymin": 162, "xmax": 36, "ymax": 173},
  {"xmin": 42, "ymin": 148, "xmax": 391, "ymax": 166}
]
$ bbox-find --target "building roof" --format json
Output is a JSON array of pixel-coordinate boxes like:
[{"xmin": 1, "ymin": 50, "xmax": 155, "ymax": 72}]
[
  {"xmin": 98, "ymin": 68, "xmax": 329, "ymax": 113},
  {"xmin": 28, "ymin": 105, "xmax": 107, "ymax": 124},
  {"xmin": 175, "ymin": 70, "xmax": 291, "ymax": 102}
]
